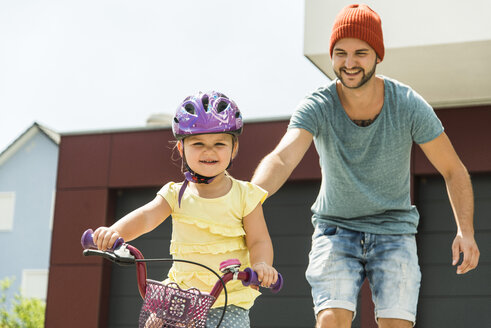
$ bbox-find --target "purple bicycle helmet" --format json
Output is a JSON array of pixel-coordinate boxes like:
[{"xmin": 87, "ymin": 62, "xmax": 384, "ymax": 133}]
[
  {"xmin": 172, "ymin": 91, "xmax": 243, "ymax": 139},
  {"xmin": 173, "ymin": 91, "xmax": 243, "ymax": 207}
]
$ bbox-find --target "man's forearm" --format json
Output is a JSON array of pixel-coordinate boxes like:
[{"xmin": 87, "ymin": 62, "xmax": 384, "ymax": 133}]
[
  {"xmin": 445, "ymin": 167, "xmax": 474, "ymax": 234},
  {"xmin": 252, "ymin": 127, "xmax": 313, "ymax": 197},
  {"xmin": 252, "ymin": 153, "xmax": 292, "ymax": 197}
]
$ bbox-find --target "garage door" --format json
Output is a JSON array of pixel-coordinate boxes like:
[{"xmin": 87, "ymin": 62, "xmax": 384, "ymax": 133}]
[
  {"xmin": 252, "ymin": 180, "xmax": 320, "ymax": 328},
  {"xmin": 415, "ymin": 174, "xmax": 491, "ymax": 326}
]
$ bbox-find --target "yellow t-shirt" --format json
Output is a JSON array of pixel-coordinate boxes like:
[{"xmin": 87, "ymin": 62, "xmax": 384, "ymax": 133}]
[{"xmin": 157, "ymin": 177, "xmax": 268, "ymax": 309}]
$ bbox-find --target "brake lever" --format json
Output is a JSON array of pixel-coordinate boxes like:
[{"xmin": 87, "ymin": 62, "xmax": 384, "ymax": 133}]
[{"xmin": 83, "ymin": 245, "xmax": 135, "ymax": 265}]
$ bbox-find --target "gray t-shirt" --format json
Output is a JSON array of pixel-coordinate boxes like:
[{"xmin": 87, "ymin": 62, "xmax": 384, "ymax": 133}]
[{"xmin": 289, "ymin": 76, "xmax": 444, "ymax": 234}]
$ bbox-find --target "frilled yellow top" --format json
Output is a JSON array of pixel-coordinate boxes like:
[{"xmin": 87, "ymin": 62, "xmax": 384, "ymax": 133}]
[{"xmin": 157, "ymin": 177, "xmax": 268, "ymax": 309}]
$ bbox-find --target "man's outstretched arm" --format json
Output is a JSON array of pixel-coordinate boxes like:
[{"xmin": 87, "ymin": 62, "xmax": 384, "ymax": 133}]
[{"xmin": 252, "ymin": 128, "xmax": 313, "ymax": 197}]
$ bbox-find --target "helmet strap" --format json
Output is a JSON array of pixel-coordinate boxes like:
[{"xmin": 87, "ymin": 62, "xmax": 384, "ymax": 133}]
[
  {"xmin": 178, "ymin": 167, "xmax": 216, "ymax": 207},
  {"xmin": 183, "ymin": 163, "xmax": 217, "ymax": 184}
]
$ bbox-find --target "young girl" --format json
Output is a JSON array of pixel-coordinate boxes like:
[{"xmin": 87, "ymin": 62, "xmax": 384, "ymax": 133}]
[{"xmin": 93, "ymin": 91, "xmax": 278, "ymax": 327}]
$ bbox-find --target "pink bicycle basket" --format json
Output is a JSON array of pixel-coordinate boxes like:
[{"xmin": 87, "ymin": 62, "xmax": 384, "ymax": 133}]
[{"xmin": 139, "ymin": 279, "xmax": 216, "ymax": 328}]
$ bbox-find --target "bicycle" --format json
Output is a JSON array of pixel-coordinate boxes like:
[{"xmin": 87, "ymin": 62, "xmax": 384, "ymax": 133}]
[{"xmin": 81, "ymin": 229, "xmax": 283, "ymax": 328}]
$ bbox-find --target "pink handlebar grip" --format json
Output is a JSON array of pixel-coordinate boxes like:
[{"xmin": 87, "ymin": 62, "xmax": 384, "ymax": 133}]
[{"xmin": 81, "ymin": 229, "xmax": 124, "ymax": 251}]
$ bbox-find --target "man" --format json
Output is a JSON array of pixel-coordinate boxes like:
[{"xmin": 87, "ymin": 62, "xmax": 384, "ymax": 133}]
[{"xmin": 251, "ymin": 4, "xmax": 479, "ymax": 328}]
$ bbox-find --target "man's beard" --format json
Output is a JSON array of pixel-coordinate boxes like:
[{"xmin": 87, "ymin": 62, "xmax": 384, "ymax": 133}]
[{"xmin": 334, "ymin": 58, "xmax": 377, "ymax": 89}]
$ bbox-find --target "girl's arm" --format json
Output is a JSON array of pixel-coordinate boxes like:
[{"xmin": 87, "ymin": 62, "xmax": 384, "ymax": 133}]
[
  {"xmin": 93, "ymin": 195, "xmax": 171, "ymax": 251},
  {"xmin": 243, "ymin": 202, "xmax": 278, "ymax": 287}
]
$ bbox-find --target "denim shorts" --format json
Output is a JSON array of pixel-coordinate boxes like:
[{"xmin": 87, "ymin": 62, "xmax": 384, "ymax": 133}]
[
  {"xmin": 305, "ymin": 221, "xmax": 421, "ymax": 324},
  {"xmin": 206, "ymin": 305, "xmax": 250, "ymax": 328}
]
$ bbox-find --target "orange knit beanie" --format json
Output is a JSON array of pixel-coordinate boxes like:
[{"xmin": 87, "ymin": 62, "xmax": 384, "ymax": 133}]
[{"xmin": 329, "ymin": 4, "xmax": 385, "ymax": 61}]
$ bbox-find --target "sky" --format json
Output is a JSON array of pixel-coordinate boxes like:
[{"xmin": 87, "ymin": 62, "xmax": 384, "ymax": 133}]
[{"xmin": 0, "ymin": 0, "xmax": 328, "ymax": 152}]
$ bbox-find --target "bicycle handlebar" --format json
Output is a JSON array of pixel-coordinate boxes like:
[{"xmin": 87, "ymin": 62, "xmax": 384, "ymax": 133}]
[{"xmin": 81, "ymin": 229, "xmax": 283, "ymax": 298}]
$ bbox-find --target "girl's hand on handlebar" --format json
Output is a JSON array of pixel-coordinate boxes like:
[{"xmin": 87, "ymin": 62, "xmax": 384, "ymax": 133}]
[
  {"xmin": 93, "ymin": 227, "xmax": 121, "ymax": 251},
  {"xmin": 252, "ymin": 262, "xmax": 278, "ymax": 288}
]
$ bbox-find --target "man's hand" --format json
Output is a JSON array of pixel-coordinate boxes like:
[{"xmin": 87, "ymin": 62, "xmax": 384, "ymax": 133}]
[{"xmin": 452, "ymin": 233, "xmax": 479, "ymax": 274}]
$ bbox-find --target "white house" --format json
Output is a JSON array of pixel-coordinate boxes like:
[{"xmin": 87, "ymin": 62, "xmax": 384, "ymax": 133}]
[{"xmin": 0, "ymin": 122, "xmax": 59, "ymax": 303}]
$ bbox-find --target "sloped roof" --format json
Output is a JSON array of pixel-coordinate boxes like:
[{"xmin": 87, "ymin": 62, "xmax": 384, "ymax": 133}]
[{"xmin": 0, "ymin": 122, "xmax": 59, "ymax": 166}]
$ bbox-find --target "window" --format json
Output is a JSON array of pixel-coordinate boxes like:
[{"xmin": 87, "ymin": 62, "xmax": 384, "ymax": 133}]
[
  {"xmin": 0, "ymin": 192, "xmax": 15, "ymax": 231},
  {"xmin": 21, "ymin": 269, "xmax": 49, "ymax": 301}
]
